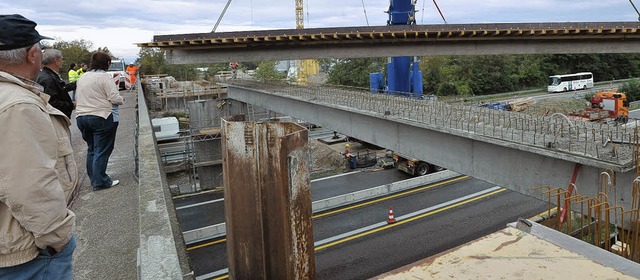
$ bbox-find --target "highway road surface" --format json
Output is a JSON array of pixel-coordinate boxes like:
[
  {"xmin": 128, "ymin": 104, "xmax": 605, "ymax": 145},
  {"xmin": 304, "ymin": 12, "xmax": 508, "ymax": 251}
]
[{"xmin": 180, "ymin": 173, "xmax": 548, "ymax": 279}]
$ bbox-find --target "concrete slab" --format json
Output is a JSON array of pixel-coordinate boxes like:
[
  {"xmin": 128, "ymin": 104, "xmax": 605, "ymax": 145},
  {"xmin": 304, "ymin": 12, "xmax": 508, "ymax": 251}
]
[
  {"xmin": 374, "ymin": 220, "xmax": 640, "ymax": 279},
  {"xmin": 318, "ymin": 134, "xmax": 347, "ymax": 144}
]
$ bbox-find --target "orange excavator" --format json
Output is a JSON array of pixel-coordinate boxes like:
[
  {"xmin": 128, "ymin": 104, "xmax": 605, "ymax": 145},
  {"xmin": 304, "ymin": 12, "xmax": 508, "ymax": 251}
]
[{"xmin": 589, "ymin": 90, "xmax": 630, "ymax": 123}]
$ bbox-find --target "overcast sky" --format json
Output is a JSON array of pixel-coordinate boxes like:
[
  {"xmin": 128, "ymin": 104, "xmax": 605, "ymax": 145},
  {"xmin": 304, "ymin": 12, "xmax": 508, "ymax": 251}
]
[{"xmin": 2, "ymin": 0, "xmax": 639, "ymax": 62}]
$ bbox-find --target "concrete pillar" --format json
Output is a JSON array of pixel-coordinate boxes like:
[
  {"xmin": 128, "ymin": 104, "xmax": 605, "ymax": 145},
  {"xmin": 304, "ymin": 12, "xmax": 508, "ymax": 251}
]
[{"xmin": 222, "ymin": 116, "xmax": 315, "ymax": 280}]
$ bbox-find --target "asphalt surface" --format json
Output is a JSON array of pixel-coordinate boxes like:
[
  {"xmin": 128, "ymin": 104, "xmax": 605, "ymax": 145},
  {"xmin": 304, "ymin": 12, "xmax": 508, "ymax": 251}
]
[
  {"xmin": 186, "ymin": 176, "xmax": 548, "ymax": 278},
  {"xmin": 316, "ymin": 187, "xmax": 547, "ymax": 280},
  {"xmin": 174, "ymin": 168, "xmax": 411, "ymax": 231}
]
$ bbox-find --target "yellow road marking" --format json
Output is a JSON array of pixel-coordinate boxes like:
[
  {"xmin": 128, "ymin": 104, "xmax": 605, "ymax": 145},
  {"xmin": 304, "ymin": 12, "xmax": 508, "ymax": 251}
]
[
  {"xmin": 187, "ymin": 237, "xmax": 226, "ymax": 251},
  {"xmin": 529, "ymin": 208, "xmax": 557, "ymax": 221},
  {"xmin": 314, "ymin": 188, "xmax": 506, "ymax": 251},
  {"xmin": 313, "ymin": 176, "xmax": 469, "ymax": 218},
  {"xmin": 202, "ymin": 186, "xmax": 505, "ymax": 280},
  {"xmin": 188, "ymin": 175, "xmax": 469, "ymax": 251}
]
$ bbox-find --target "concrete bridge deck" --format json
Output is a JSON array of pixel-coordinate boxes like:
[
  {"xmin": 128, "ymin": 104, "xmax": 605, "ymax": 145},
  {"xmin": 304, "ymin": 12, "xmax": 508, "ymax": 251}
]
[
  {"xmin": 225, "ymin": 81, "xmax": 639, "ymax": 210},
  {"xmin": 137, "ymin": 22, "xmax": 640, "ymax": 63}
]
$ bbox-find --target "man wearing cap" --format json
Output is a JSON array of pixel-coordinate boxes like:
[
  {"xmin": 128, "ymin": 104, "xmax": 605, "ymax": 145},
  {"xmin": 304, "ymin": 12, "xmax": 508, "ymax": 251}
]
[{"xmin": 0, "ymin": 14, "xmax": 77, "ymax": 279}]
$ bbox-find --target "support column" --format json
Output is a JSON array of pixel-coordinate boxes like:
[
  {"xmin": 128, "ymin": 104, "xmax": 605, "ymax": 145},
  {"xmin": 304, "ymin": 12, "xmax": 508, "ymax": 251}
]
[{"xmin": 222, "ymin": 116, "xmax": 315, "ymax": 279}]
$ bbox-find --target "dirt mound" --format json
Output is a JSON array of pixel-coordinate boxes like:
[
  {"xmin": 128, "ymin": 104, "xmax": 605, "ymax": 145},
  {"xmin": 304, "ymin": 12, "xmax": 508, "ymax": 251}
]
[
  {"xmin": 308, "ymin": 140, "xmax": 345, "ymax": 178},
  {"xmin": 524, "ymin": 97, "xmax": 589, "ymax": 116}
]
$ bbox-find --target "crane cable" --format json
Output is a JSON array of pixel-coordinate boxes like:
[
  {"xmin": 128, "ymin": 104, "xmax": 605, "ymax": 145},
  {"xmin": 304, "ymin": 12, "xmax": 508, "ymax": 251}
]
[
  {"xmin": 421, "ymin": 0, "xmax": 425, "ymax": 24},
  {"xmin": 432, "ymin": 0, "xmax": 447, "ymax": 24},
  {"xmin": 629, "ymin": 0, "xmax": 640, "ymax": 21},
  {"xmin": 212, "ymin": 0, "xmax": 233, "ymax": 32},
  {"xmin": 361, "ymin": 0, "xmax": 370, "ymax": 26}
]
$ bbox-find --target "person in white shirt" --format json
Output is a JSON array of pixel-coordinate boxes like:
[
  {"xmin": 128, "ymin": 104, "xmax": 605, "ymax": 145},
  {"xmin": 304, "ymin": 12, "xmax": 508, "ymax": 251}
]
[{"xmin": 75, "ymin": 51, "xmax": 124, "ymax": 191}]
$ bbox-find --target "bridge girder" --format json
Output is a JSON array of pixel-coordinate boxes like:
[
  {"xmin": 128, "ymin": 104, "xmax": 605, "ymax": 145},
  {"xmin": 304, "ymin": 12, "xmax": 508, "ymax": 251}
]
[{"xmin": 137, "ymin": 22, "xmax": 640, "ymax": 64}]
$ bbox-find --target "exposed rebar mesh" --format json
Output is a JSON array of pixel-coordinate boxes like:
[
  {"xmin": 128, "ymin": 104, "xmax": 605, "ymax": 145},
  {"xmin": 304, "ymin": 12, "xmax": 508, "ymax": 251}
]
[{"xmin": 227, "ymin": 80, "xmax": 637, "ymax": 166}]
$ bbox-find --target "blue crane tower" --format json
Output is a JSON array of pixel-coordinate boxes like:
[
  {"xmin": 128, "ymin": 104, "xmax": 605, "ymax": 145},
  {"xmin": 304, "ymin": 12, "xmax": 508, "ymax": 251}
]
[{"xmin": 370, "ymin": 0, "xmax": 423, "ymax": 98}]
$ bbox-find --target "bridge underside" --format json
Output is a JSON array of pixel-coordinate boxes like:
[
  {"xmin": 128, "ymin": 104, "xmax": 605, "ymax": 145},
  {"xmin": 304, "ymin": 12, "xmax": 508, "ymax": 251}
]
[
  {"xmin": 163, "ymin": 40, "xmax": 640, "ymax": 64},
  {"xmin": 227, "ymin": 85, "xmax": 638, "ymax": 211},
  {"xmin": 137, "ymin": 22, "xmax": 640, "ymax": 64}
]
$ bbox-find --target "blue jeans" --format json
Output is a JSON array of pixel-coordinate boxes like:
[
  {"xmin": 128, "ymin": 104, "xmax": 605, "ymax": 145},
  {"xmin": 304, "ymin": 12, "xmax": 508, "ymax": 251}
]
[
  {"xmin": 0, "ymin": 235, "xmax": 76, "ymax": 280},
  {"xmin": 77, "ymin": 114, "xmax": 118, "ymax": 190}
]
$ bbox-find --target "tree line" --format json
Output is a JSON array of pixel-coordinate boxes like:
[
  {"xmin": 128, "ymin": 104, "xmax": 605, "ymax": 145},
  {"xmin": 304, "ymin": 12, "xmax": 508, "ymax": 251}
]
[
  {"xmin": 43, "ymin": 39, "xmax": 113, "ymax": 80},
  {"xmin": 133, "ymin": 46, "xmax": 640, "ymax": 99},
  {"xmin": 132, "ymin": 44, "xmax": 640, "ymax": 97},
  {"xmin": 325, "ymin": 54, "xmax": 640, "ymax": 97}
]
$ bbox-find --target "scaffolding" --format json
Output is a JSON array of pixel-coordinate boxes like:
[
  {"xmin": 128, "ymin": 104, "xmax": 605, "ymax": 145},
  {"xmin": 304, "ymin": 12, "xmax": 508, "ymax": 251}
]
[{"xmin": 184, "ymin": 97, "xmax": 273, "ymax": 192}]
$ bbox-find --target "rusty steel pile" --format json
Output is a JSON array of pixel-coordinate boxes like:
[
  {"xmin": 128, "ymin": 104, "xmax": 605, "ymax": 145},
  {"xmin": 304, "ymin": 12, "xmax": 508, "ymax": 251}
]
[{"xmin": 228, "ymin": 80, "xmax": 638, "ymax": 166}]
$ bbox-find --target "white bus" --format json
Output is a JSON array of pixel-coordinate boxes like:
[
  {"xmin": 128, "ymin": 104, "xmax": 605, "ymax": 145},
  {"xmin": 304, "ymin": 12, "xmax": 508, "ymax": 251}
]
[{"xmin": 547, "ymin": 72, "xmax": 594, "ymax": 93}]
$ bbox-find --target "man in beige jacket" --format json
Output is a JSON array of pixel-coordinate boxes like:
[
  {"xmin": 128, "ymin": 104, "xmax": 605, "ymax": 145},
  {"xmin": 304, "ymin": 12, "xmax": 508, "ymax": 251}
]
[{"xmin": 0, "ymin": 14, "xmax": 78, "ymax": 279}]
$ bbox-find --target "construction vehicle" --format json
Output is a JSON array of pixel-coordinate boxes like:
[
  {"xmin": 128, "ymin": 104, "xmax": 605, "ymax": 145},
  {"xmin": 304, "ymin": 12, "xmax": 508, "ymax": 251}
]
[
  {"xmin": 393, "ymin": 152, "xmax": 444, "ymax": 176},
  {"xmin": 571, "ymin": 90, "xmax": 630, "ymax": 123},
  {"xmin": 590, "ymin": 90, "xmax": 630, "ymax": 122},
  {"xmin": 368, "ymin": 0, "xmax": 446, "ymax": 97},
  {"xmin": 107, "ymin": 59, "xmax": 131, "ymax": 90}
]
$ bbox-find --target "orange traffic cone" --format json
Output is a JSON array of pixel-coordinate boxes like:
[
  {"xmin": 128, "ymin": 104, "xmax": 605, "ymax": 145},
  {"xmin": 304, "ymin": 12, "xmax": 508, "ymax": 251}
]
[{"xmin": 387, "ymin": 206, "xmax": 396, "ymax": 224}]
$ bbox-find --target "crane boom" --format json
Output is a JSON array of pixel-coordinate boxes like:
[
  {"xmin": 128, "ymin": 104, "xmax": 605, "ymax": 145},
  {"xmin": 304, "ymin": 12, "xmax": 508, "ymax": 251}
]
[
  {"xmin": 432, "ymin": 0, "xmax": 447, "ymax": 23},
  {"xmin": 295, "ymin": 0, "xmax": 304, "ymax": 29},
  {"xmin": 294, "ymin": 0, "xmax": 318, "ymax": 84}
]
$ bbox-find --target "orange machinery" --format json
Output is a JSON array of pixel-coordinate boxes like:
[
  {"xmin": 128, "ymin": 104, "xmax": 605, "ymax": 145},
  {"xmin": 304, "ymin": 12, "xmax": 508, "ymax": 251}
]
[{"xmin": 589, "ymin": 90, "xmax": 630, "ymax": 123}]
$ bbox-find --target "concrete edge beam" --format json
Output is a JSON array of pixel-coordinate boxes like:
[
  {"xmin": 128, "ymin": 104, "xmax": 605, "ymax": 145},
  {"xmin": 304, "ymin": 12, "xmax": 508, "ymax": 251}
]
[
  {"xmin": 312, "ymin": 170, "xmax": 460, "ymax": 212},
  {"xmin": 184, "ymin": 223, "xmax": 227, "ymax": 245},
  {"xmin": 137, "ymin": 88, "xmax": 189, "ymax": 279}
]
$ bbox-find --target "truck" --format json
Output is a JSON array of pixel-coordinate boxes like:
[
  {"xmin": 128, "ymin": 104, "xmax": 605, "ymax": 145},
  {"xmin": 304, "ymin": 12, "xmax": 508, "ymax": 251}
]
[
  {"xmin": 568, "ymin": 90, "xmax": 629, "ymax": 123},
  {"xmin": 392, "ymin": 152, "xmax": 444, "ymax": 176},
  {"xmin": 106, "ymin": 59, "xmax": 131, "ymax": 90}
]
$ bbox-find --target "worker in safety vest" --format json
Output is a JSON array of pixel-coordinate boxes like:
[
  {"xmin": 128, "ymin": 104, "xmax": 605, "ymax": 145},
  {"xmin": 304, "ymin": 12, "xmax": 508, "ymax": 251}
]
[
  {"xmin": 126, "ymin": 63, "xmax": 138, "ymax": 88},
  {"xmin": 344, "ymin": 143, "xmax": 351, "ymax": 157},
  {"xmin": 230, "ymin": 61, "xmax": 238, "ymax": 79},
  {"xmin": 343, "ymin": 143, "xmax": 356, "ymax": 170},
  {"xmin": 77, "ymin": 63, "xmax": 87, "ymax": 77},
  {"xmin": 68, "ymin": 63, "xmax": 80, "ymax": 82}
]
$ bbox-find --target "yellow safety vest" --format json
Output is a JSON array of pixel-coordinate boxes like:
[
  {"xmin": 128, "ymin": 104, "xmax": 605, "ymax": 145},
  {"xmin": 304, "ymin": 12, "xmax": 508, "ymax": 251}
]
[{"xmin": 68, "ymin": 69, "xmax": 79, "ymax": 82}]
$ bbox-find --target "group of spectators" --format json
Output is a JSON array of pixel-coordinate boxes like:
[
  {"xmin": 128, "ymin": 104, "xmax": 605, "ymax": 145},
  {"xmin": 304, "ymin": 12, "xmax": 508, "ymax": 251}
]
[{"xmin": 0, "ymin": 14, "xmax": 127, "ymax": 279}]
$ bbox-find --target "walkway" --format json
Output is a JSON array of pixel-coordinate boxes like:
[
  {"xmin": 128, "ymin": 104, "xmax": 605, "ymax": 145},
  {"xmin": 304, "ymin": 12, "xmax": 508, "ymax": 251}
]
[{"xmin": 70, "ymin": 89, "xmax": 139, "ymax": 279}]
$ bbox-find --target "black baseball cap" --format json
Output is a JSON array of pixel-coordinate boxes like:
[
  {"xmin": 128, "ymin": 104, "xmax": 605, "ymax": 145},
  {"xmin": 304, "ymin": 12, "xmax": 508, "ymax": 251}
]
[{"xmin": 0, "ymin": 14, "xmax": 53, "ymax": 51}]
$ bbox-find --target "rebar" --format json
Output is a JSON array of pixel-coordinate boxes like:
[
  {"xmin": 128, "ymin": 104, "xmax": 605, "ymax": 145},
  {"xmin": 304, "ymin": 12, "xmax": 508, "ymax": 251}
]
[{"xmin": 227, "ymin": 81, "xmax": 637, "ymax": 165}]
